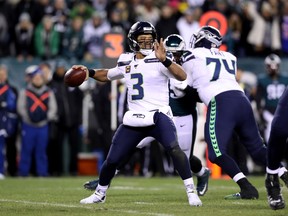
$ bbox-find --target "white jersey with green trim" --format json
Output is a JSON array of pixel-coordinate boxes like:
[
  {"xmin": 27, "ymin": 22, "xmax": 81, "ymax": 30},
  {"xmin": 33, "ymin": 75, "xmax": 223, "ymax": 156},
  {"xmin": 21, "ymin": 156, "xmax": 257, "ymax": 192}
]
[
  {"xmin": 107, "ymin": 52, "xmax": 175, "ymax": 111},
  {"xmin": 182, "ymin": 47, "xmax": 243, "ymax": 106}
]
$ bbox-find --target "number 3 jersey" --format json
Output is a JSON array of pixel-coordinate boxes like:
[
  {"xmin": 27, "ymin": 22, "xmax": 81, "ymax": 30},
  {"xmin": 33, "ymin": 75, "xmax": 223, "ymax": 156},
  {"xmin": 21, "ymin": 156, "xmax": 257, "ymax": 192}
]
[
  {"xmin": 107, "ymin": 52, "xmax": 175, "ymax": 111},
  {"xmin": 182, "ymin": 47, "xmax": 243, "ymax": 106}
]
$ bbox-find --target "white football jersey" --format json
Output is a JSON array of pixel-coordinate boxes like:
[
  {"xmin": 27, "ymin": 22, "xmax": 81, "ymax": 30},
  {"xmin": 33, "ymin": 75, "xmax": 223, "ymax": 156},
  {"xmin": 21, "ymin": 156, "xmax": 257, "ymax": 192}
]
[
  {"xmin": 107, "ymin": 52, "xmax": 175, "ymax": 111},
  {"xmin": 182, "ymin": 47, "xmax": 243, "ymax": 105}
]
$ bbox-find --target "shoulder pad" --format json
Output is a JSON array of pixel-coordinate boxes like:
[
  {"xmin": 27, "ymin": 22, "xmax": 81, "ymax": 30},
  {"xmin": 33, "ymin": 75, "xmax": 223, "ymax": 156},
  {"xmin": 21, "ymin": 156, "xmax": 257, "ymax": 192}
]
[
  {"xmin": 181, "ymin": 50, "xmax": 195, "ymax": 63},
  {"xmin": 117, "ymin": 53, "xmax": 133, "ymax": 67}
]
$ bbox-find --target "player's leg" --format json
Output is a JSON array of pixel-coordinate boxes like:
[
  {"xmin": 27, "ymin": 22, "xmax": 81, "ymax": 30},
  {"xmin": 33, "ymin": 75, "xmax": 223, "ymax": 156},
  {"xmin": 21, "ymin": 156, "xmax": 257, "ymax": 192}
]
[
  {"xmin": 206, "ymin": 92, "xmax": 258, "ymax": 200},
  {"xmin": 265, "ymin": 99, "xmax": 288, "ymax": 210},
  {"xmin": 80, "ymin": 124, "xmax": 145, "ymax": 204},
  {"xmin": 151, "ymin": 112, "xmax": 202, "ymax": 206},
  {"xmin": 83, "ymin": 136, "xmax": 155, "ymax": 190},
  {"xmin": 174, "ymin": 114, "xmax": 210, "ymax": 196}
]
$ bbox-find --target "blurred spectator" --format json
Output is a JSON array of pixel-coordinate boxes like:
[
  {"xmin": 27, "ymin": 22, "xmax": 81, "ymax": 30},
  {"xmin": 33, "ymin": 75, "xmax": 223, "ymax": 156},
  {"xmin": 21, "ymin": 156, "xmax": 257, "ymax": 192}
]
[
  {"xmin": 39, "ymin": 61, "xmax": 53, "ymax": 84},
  {"xmin": 92, "ymin": 0, "xmax": 108, "ymax": 11},
  {"xmin": 17, "ymin": 66, "xmax": 57, "ymax": 177},
  {"xmin": 14, "ymin": 0, "xmax": 46, "ymax": 28},
  {"xmin": 237, "ymin": 1, "xmax": 253, "ymax": 57},
  {"xmin": 187, "ymin": 0, "xmax": 205, "ymax": 7},
  {"xmin": 155, "ymin": 5, "xmax": 179, "ymax": 40},
  {"xmin": 109, "ymin": 8, "xmax": 128, "ymax": 34},
  {"xmin": 0, "ymin": 13, "xmax": 9, "ymax": 58},
  {"xmin": 225, "ymin": 11, "xmax": 242, "ymax": 56},
  {"xmin": 14, "ymin": 13, "xmax": 34, "ymax": 62},
  {"xmin": 83, "ymin": 10, "xmax": 111, "ymax": 62},
  {"xmin": 69, "ymin": 0, "xmax": 94, "ymax": 22},
  {"xmin": 0, "ymin": 64, "xmax": 18, "ymax": 178},
  {"xmin": 61, "ymin": 16, "xmax": 85, "ymax": 61},
  {"xmin": 90, "ymin": 81, "xmax": 113, "ymax": 159},
  {"xmin": 135, "ymin": 0, "xmax": 160, "ymax": 26},
  {"xmin": 34, "ymin": 15, "xmax": 60, "ymax": 60},
  {"xmin": 49, "ymin": 61, "xmax": 83, "ymax": 176},
  {"xmin": 246, "ymin": 1, "xmax": 281, "ymax": 56},
  {"xmin": 0, "ymin": 0, "xmax": 14, "ymax": 58},
  {"xmin": 176, "ymin": 7, "xmax": 201, "ymax": 45},
  {"xmin": 46, "ymin": 0, "xmax": 70, "ymax": 54}
]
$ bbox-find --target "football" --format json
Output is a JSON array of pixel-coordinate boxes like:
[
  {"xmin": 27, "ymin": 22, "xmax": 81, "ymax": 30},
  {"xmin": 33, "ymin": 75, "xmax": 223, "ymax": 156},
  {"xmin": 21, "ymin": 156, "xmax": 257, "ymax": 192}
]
[{"xmin": 64, "ymin": 68, "xmax": 87, "ymax": 87}]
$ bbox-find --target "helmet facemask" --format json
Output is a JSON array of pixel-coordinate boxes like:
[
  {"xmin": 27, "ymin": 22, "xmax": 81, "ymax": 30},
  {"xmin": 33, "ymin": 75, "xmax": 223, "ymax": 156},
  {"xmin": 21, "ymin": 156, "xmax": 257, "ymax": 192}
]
[
  {"xmin": 164, "ymin": 34, "xmax": 186, "ymax": 64},
  {"xmin": 190, "ymin": 26, "xmax": 222, "ymax": 49}
]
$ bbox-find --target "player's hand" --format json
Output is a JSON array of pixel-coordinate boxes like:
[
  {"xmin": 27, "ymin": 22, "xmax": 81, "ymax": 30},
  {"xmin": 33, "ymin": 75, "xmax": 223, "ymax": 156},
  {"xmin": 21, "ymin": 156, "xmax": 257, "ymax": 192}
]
[
  {"xmin": 173, "ymin": 79, "xmax": 188, "ymax": 90},
  {"xmin": 72, "ymin": 65, "xmax": 89, "ymax": 80},
  {"xmin": 154, "ymin": 38, "xmax": 166, "ymax": 62},
  {"xmin": 170, "ymin": 79, "xmax": 187, "ymax": 98}
]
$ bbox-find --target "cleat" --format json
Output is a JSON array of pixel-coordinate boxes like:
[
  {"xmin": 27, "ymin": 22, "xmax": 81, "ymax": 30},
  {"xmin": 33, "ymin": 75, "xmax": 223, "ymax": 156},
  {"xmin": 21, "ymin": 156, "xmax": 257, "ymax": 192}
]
[
  {"xmin": 225, "ymin": 185, "xmax": 259, "ymax": 200},
  {"xmin": 280, "ymin": 171, "xmax": 288, "ymax": 189},
  {"xmin": 187, "ymin": 190, "xmax": 202, "ymax": 207},
  {"xmin": 83, "ymin": 179, "xmax": 99, "ymax": 191},
  {"xmin": 197, "ymin": 168, "xmax": 210, "ymax": 196},
  {"xmin": 224, "ymin": 192, "xmax": 241, "ymax": 200},
  {"xmin": 266, "ymin": 174, "xmax": 285, "ymax": 210},
  {"xmin": 80, "ymin": 189, "xmax": 106, "ymax": 204}
]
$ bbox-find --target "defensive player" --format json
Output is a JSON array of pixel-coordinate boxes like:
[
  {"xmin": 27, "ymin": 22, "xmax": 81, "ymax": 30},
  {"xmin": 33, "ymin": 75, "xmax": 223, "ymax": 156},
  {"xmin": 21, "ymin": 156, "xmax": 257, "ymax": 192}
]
[
  {"xmin": 254, "ymin": 54, "xmax": 288, "ymax": 144},
  {"xmin": 164, "ymin": 34, "xmax": 210, "ymax": 196},
  {"xmin": 181, "ymin": 25, "xmax": 268, "ymax": 199},
  {"xmin": 82, "ymin": 34, "xmax": 211, "ymax": 197},
  {"xmin": 73, "ymin": 21, "xmax": 202, "ymax": 206},
  {"xmin": 265, "ymin": 87, "xmax": 288, "ymax": 210}
]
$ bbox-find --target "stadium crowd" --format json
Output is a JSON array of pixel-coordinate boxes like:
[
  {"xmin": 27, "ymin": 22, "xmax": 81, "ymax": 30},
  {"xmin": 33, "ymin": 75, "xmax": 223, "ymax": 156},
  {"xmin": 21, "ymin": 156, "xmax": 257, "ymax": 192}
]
[{"xmin": 0, "ymin": 0, "xmax": 288, "ymax": 60}]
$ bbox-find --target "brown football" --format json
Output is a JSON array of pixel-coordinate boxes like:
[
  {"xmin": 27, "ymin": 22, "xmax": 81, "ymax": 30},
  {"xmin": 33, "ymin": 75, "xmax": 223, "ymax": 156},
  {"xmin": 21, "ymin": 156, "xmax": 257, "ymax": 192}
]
[{"xmin": 64, "ymin": 68, "xmax": 86, "ymax": 87}]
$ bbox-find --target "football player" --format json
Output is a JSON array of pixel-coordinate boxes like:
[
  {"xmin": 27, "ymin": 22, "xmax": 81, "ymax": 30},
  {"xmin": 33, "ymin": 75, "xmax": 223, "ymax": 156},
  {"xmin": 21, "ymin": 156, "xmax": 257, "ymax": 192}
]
[
  {"xmin": 265, "ymin": 86, "xmax": 288, "ymax": 210},
  {"xmin": 181, "ymin": 25, "xmax": 268, "ymax": 200},
  {"xmin": 82, "ymin": 34, "xmax": 211, "ymax": 197},
  {"xmin": 254, "ymin": 54, "xmax": 288, "ymax": 144},
  {"xmin": 72, "ymin": 21, "xmax": 202, "ymax": 206},
  {"xmin": 164, "ymin": 34, "xmax": 210, "ymax": 196}
]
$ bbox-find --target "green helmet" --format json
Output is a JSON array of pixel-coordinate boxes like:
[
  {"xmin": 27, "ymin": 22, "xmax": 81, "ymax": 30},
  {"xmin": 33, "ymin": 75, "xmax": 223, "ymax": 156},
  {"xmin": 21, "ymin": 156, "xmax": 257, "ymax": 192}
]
[{"xmin": 164, "ymin": 34, "xmax": 186, "ymax": 52}]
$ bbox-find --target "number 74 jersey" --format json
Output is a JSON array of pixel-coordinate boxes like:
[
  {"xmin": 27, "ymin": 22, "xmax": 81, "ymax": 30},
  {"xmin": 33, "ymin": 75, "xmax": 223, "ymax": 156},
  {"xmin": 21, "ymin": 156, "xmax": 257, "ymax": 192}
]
[{"xmin": 182, "ymin": 47, "xmax": 244, "ymax": 106}]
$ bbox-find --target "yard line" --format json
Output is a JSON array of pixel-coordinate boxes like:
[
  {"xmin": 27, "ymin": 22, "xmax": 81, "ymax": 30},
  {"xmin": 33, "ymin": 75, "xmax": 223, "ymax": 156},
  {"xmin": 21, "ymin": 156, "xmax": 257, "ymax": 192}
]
[{"xmin": 0, "ymin": 199, "xmax": 174, "ymax": 216}]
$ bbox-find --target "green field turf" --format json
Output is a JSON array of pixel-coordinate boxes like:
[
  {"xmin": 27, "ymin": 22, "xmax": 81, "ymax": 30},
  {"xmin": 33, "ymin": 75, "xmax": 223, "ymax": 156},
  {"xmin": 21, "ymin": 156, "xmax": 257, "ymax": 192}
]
[{"xmin": 0, "ymin": 175, "xmax": 287, "ymax": 216}]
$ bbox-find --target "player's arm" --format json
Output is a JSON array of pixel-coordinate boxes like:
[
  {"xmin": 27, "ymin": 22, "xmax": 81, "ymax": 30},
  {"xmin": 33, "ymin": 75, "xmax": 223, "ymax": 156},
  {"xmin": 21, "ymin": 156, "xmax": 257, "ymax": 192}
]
[
  {"xmin": 72, "ymin": 65, "xmax": 110, "ymax": 82},
  {"xmin": 154, "ymin": 39, "xmax": 187, "ymax": 81}
]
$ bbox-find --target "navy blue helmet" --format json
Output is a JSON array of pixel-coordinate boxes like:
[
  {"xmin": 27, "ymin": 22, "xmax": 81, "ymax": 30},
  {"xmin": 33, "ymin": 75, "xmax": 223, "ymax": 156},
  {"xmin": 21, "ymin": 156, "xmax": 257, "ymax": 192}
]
[{"xmin": 128, "ymin": 21, "xmax": 157, "ymax": 55}]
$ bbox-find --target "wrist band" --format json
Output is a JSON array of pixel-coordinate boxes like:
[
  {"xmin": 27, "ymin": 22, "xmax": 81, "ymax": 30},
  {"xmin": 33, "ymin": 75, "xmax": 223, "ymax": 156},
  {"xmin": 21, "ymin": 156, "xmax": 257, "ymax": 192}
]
[
  {"xmin": 88, "ymin": 69, "xmax": 95, "ymax": 77},
  {"xmin": 161, "ymin": 58, "xmax": 172, "ymax": 68}
]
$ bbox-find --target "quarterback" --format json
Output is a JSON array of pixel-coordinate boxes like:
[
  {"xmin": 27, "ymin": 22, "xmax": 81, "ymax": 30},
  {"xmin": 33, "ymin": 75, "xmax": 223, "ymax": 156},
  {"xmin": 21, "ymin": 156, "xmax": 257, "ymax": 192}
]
[{"xmin": 72, "ymin": 21, "xmax": 202, "ymax": 206}]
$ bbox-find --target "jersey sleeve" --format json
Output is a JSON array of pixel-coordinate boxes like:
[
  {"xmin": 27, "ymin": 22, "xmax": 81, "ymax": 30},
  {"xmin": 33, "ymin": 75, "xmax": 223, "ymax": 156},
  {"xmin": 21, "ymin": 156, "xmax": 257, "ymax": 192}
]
[{"xmin": 107, "ymin": 53, "xmax": 133, "ymax": 80}]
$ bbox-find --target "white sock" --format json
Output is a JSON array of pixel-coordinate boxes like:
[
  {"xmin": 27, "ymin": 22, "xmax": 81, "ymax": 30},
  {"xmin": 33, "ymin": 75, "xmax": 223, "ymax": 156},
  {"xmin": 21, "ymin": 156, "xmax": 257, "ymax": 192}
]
[
  {"xmin": 183, "ymin": 178, "xmax": 195, "ymax": 193},
  {"xmin": 232, "ymin": 172, "xmax": 246, "ymax": 182},
  {"xmin": 195, "ymin": 167, "xmax": 206, "ymax": 177},
  {"xmin": 96, "ymin": 184, "xmax": 109, "ymax": 194}
]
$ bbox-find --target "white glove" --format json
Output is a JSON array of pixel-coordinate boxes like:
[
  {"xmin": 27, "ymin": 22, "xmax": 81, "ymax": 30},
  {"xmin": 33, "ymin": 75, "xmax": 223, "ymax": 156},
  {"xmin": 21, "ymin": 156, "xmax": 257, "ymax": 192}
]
[{"xmin": 170, "ymin": 79, "xmax": 187, "ymax": 98}]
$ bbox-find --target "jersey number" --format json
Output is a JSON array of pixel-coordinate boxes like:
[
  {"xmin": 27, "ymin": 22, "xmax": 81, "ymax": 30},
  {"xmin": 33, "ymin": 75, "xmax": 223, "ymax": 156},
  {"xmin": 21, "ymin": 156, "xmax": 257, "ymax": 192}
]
[
  {"xmin": 131, "ymin": 73, "xmax": 144, "ymax": 100},
  {"xmin": 206, "ymin": 57, "xmax": 236, "ymax": 81}
]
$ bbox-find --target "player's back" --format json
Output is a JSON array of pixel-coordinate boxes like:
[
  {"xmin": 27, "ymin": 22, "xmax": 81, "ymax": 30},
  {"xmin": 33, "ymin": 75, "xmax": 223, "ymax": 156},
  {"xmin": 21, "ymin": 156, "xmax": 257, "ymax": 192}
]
[{"xmin": 182, "ymin": 47, "xmax": 243, "ymax": 105}]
